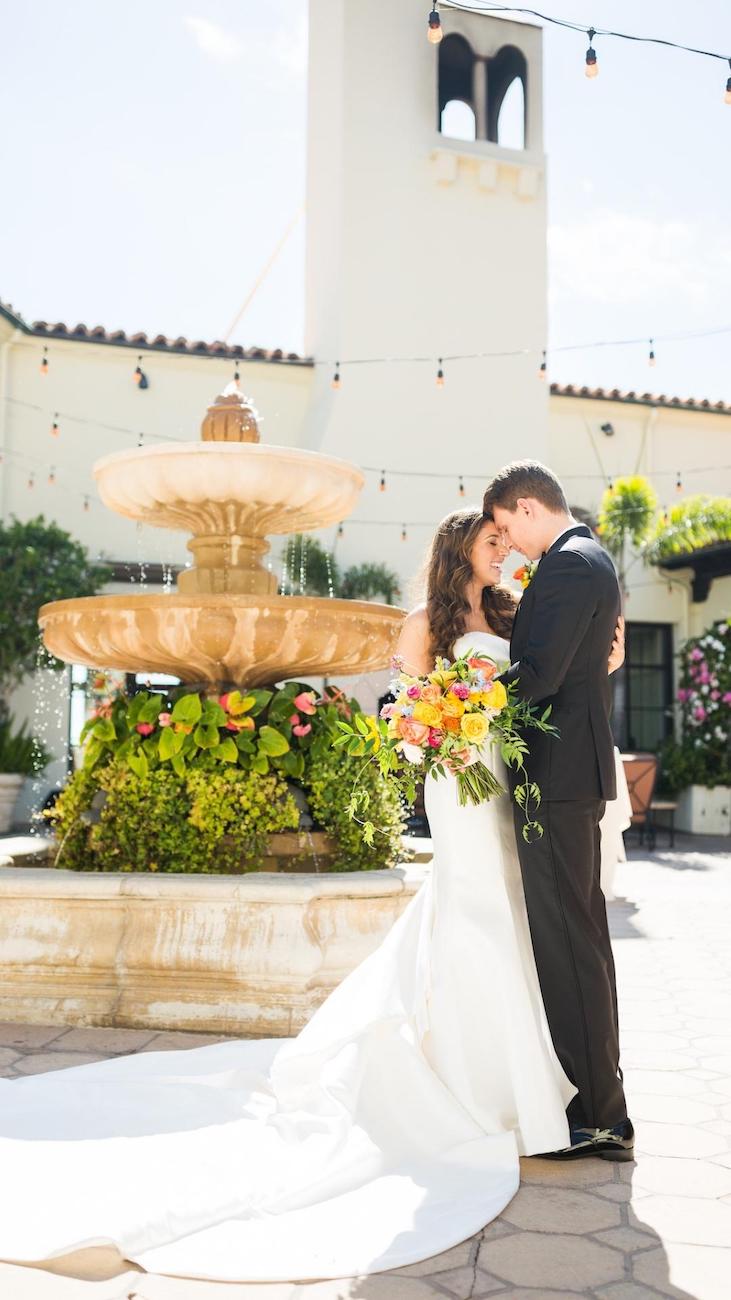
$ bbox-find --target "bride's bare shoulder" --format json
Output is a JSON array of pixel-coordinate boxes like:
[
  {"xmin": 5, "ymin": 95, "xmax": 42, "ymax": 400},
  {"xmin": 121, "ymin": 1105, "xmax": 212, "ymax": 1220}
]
[{"xmin": 395, "ymin": 605, "xmax": 432, "ymax": 675}]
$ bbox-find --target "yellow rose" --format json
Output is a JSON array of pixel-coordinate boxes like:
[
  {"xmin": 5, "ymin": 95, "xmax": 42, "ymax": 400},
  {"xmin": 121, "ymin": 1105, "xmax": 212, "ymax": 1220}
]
[
  {"xmin": 461, "ymin": 713, "xmax": 489, "ymax": 744},
  {"xmin": 412, "ymin": 701, "xmax": 442, "ymax": 728},
  {"xmin": 441, "ymin": 694, "xmax": 466, "ymax": 718},
  {"xmin": 484, "ymin": 681, "xmax": 507, "ymax": 711}
]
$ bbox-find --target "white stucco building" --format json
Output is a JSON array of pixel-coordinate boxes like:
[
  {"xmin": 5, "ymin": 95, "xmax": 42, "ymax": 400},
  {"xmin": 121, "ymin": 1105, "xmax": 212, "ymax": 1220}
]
[{"xmin": 1, "ymin": 0, "xmax": 729, "ymax": 813}]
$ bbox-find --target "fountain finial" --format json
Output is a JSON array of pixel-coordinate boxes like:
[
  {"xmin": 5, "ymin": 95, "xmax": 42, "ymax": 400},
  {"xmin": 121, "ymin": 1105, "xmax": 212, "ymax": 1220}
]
[{"xmin": 201, "ymin": 381, "xmax": 261, "ymax": 443}]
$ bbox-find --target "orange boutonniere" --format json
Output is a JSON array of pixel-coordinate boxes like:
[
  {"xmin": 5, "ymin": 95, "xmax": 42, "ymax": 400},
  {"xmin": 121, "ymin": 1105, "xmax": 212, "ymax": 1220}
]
[{"xmin": 513, "ymin": 561, "xmax": 537, "ymax": 590}]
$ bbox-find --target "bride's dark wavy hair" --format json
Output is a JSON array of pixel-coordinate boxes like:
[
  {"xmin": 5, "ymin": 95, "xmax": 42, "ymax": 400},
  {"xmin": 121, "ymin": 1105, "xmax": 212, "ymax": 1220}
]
[{"xmin": 424, "ymin": 508, "xmax": 518, "ymax": 662}]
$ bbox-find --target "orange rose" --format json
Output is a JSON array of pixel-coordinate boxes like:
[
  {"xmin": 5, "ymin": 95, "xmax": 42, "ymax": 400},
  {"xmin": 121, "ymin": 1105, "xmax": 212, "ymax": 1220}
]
[
  {"xmin": 420, "ymin": 683, "xmax": 442, "ymax": 705},
  {"xmin": 397, "ymin": 718, "xmax": 430, "ymax": 746},
  {"xmin": 443, "ymin": 714, "xmax": 462, "ymax": 733}
]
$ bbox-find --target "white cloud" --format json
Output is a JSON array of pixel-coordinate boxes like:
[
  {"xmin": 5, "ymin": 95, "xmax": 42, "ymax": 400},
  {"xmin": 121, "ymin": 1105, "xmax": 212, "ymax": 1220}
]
[
  {"xmin": 548, "ymin": 211, "xmax": 731, "ymax": 310},
  {"xmin": 184, "ymin": 17, "xmax": 244, "ymax": 63}
]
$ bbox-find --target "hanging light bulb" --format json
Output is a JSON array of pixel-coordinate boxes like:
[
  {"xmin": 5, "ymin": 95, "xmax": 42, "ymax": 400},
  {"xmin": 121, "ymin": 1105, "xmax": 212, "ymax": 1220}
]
[
  {"xmin": 538, "ymin": 350, "xmax": 547, "ymax": 381},
  {"xmin": 337, "ymin": 523, "xmax": 344, "ymax": 538},
  {"xmin": 648, "ymin": 338, "xmax": 656, "ymax": 367},
  {"xmin": 133, "ymin": 355, "xmax": 149, "ymax": 388},
  {"xmin": 585, "ymin": 29, "xmax": 598, "ymax": 78},
  {"xmin": 427, "ymin": 6, "xmax": 442, "ymax": 44},
  {"xmin": 725, "ymin": 60, "xmax": 731, "ymax": 103},
  {"xmin": 331, "ymin": 362, "xmax": 341, "ymax": 390},
  {"xmin": 458, "ymin": 475, "xmax": 465, "ymax": 498},
  {"xmin": 48, "ymin": 466, "xmax": 56, "ymax": 485},
  {"xmin": 676, "ymin": 471, "xmax": 683, "ymax": 493},
  {"xmin": 83, "ymin": 495, "xmax": 90, "ymax": 512},
  {"xmin": 40, "ymin": 347, "xmax": 49, "ymax": 376},
  {"xmin": 27, "ymin": 472, "xmax": 35, "ymax": 490},
  {"xmin": 607, "ymin": 477, "xmax": 614, "ymax": 492},
  {"xmin": 233, "ymin": 366, "xmax": 241, "ymax": 387},
  {"xmin": 50, "ymin": 413, "xmax": 59, "ymax": 436},
  {"xmin": 379, "ymin": 471, "xmax": 387, "ymax": 492},
  {"xmin": 401, "ymin": 525, "xmax": 407, "ymax": 542},
  {"xmin": 436, "ymin": 358, "xmax": 445, "ymax": 387},
  {"xmin": 137, "ymin": 432, "xmax": 144, "ymax": 447}
]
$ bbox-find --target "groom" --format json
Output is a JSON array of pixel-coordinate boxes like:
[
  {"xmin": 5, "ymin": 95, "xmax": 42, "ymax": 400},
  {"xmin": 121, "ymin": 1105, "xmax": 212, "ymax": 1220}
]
[{"xmin": 484, "ymin": 461, "xmax": 633, "ymax": 1161}]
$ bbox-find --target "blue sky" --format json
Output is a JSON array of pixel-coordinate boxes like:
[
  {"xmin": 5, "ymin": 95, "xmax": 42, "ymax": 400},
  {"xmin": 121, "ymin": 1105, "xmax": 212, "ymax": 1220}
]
[{"xmin": 2, "ymin": 0, "xmax": 730, "ymax": 400}]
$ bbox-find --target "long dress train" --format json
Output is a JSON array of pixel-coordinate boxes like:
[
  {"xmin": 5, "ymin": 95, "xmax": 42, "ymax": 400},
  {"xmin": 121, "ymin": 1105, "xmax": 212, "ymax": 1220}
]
[{"xmin": 0, "ymin": 631, "xmax": 574, "ymax": 1283}]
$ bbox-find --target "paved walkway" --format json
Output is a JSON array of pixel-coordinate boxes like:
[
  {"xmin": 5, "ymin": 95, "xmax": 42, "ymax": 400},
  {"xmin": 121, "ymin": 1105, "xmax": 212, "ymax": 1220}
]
[{"xmin": 1, "ymin": 834, "xmax": 730, "ymax": 1300}]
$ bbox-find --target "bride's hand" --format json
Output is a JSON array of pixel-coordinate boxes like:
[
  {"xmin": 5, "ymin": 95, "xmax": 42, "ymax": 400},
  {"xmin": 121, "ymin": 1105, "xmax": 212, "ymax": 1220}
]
[{"xmin": 608, "ymin": 615, "xmax": 625, "ymax": 675}]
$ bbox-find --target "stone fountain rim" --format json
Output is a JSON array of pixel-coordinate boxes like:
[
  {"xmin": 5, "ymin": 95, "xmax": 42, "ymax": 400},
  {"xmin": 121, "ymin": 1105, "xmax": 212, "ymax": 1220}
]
[
  {"xmin": 38, "ymin": 593, "xmax": 407, "ymax": 620},
  {"xmin": 93, "ymin": 441, "xmax": 366, "ymax": 490}
]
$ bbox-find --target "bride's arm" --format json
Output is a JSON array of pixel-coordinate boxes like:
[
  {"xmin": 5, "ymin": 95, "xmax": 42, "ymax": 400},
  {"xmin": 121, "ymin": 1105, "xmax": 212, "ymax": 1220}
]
[
  {"xmin": 608, "ymin": 615, "xmax": 625, "ymax": 675},
  {"xmin": 394, "ymin": 606, "xmax": 433, "ymax": 677}
]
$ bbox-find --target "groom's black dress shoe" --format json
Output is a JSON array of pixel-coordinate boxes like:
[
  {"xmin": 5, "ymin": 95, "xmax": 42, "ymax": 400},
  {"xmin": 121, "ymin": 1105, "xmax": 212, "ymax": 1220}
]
[{"xmin": 537, "ymin": 1119, "xmax": 635, "ymax": 1163}]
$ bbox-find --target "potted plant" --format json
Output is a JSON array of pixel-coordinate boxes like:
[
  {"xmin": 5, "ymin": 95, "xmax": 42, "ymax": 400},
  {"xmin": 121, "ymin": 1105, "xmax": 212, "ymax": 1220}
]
[
  {"xmin": 0, "ymin": 515, "xmax": 110, "ymax": 830},
  {"xmin": 0, "ymin": 715, "xmax": 51, "ymax": 833},
  {"xmin": 660, "ymin": 620, "xmax": 731, "ymax": 835}
]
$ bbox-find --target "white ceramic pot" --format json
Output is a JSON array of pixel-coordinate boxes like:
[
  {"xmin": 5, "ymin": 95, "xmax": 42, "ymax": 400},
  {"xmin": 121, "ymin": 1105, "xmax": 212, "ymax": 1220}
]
[
  {"xmin": 0, "ymin": 773, "xmax": 24, "ymax": 834},
  {"xmin": 676, "ymin": 784, "xmax": 731, "ymax": 836}
]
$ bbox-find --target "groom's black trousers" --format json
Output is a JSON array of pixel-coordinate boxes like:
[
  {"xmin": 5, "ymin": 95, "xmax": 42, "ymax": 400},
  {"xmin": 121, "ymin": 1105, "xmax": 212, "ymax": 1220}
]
[{"xmin": 513, "ymin": 797, "xmax": 627, "ymax": 1131}]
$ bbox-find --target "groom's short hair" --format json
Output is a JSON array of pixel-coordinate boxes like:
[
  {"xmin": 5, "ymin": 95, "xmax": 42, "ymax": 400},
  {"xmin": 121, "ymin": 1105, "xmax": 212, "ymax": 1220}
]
[{"xmin": 483, "ymin": 461, "xmax": 568, "ymax": 516}]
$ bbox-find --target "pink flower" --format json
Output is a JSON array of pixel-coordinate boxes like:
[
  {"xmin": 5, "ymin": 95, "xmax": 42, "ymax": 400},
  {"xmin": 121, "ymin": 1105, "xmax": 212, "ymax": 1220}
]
[
  {"xmin": 226, "ymin": 716, "xmax": 254, "ymax": 733},
  {"xmin": 159, "ymin": 712, "xmax": 172, "ymax": 727},
  {"xmin": 292, "ymin": 723, "xmax": 312, "ymax": 737},
  {"xmin": 380, "ymin": 703, "xmax": 396, "ymax": 719},
  {"xmin": 420, "ymin": 683, "xmax": 442, "ymax": 704},
  {"xmin": 289, "ymin": 713, "xmax": 300, "ymax": 726},
  {"xmin": 451, "ymin": 683, "xmax": 470, "ymax": 700},
  {"xmin": 397, "ymin": 718, "xmax": 430, "ymax": 746},
  {"xmin": 690, "ymin": 648, "xmax": 704, "ymax": 661},
  {"xmin": 427, "ymin": 729, "xmax": 443, "ymax": 747},
  {"xmin": 135, "ymin": 722, "xmax": 155, "ymax": 736},
  {"xmin": 676, "ymin": 688, "xmax": 690, "ymax": 703},
  {"xmin": 219, "ymin": 692, "xmax": 231, "ymax": 711},
  {"xmin": 723, "ymin": 692, "xmax": 731, "ymax": 705},
  {"xmin": 294, "ymin": 691, "xmax": 317, "ymax": 716},
  {"xmin": 406, "ymin": 685, "xmax": 421, "ymax": 699},
  {"xmin": 693, "ymin": 705, "xmax": 707, "ymax": 722},
  {"xmin": 711, "ymin": 691, "xmax": 721, "ymax": 702}
]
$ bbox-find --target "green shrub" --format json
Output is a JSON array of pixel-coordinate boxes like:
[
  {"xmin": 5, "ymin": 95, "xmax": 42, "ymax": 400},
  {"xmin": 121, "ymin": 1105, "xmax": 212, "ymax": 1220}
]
[
  {"xmin": 49, "ymin": 679, "xmax": 406, "ymax": 873},
  {"xmin": 647, "ymin": 495, "xmax": 731, "ymax": 563},
  {"xmin": 0, "ymin": 715, "xmax": 51, "ymax": 775},
  {"xmin": 51, "ymin": 763, "xmax": 299, "ymax": 873}
]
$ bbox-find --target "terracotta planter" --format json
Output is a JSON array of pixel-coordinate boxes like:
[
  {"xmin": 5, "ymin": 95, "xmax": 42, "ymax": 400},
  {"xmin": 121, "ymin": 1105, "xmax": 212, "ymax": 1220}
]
[{"xmin": 0, "ymin": 773, "xmax": 24, "ymax": 834}]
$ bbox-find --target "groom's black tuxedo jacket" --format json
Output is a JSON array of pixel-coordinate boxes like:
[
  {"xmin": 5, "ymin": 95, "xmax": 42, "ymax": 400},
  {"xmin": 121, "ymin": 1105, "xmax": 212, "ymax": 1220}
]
[{"xmin": 500, "ymin": 524, "xmax": 620, "ymax": 802}]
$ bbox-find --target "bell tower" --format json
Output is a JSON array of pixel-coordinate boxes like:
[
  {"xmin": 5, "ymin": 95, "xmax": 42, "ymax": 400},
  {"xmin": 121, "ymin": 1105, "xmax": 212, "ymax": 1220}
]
[{"xmin": 303, "ymin": 0, "xmax": 550, "ymax": 565}]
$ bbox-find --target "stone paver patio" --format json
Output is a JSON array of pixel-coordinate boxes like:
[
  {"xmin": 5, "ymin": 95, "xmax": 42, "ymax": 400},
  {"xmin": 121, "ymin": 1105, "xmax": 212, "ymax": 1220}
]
[{"xmin": 1, "ymin": 833, "xmax": 730, "ymax": 1300}]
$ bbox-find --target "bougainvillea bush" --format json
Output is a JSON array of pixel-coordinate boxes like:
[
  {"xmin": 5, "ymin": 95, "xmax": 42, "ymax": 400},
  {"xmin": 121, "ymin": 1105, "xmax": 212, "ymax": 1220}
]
[
  {"xmin": 660, "ymin": 619, "xmax": 731, "ymax": 794},
  {"xmin": 48, "ymin": 679, "xmax": 405, "ymax": 873}
]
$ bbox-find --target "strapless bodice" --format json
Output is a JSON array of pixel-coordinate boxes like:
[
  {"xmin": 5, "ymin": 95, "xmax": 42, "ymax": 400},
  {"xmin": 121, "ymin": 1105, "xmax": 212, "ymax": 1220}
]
[{"xmin": 452, "ymin": 630, "xmax": 510, "ymax": 666}]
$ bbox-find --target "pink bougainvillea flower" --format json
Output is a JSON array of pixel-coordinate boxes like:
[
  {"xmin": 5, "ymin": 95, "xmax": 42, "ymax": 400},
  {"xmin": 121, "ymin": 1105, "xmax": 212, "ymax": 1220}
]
[
  {"xmin": 293, "ymin": 691, "xmax": 317, "ymax": 715},
  {"xmin": 135, "ymin": 722, "xmax": 155, "ymax": 736},
  {"xmin": 723, "ymin": 692, "xmax": 731, "ymax": 705},
  {"xmin": 693, "ymin": 705, "xmax": 707, "ymax": 722},
  {"xmin": 158, "ymin": 712, "xmax": 172, "ymax": 727},
  {"xmin": 676, "ymin": 688, "xmax": 689, "ymax": 702},
  {"xmin": 292, "ymin": 723, "xmax": 312, "ymax": 737},
  {"xmin": 690, "ymin": 648, "xmax": 704, "ymax": 661}
]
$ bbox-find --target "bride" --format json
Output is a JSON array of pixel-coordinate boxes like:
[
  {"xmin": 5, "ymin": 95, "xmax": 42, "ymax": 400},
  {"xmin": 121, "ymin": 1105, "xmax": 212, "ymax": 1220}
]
[{"xmin": 0, "ymin": 507, "xmax": 624, "ymax": 1285}]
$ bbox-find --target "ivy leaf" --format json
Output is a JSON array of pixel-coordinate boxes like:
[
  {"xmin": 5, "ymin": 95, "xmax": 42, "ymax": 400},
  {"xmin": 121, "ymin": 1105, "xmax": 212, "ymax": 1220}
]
[
  {"xmin": 250, "ymin": 753, "xmax": 269, "ymax": 775},
  {"xmin": 138, "ymin": 694, "xmax": 163, "ymax": 724},
  {"xmin": 158, "ymin": 726, "xmax": 178, "ymax": 761},
  {"xmin": 91, "ymin": 718, "xmax": 116, "ymax": 742},
  {"xmin": 171, "ymin": 752, "xmax": 186, "ymax": 778},
  {"xmin": 211, "ymin": 738, "xmax": 238, "ymax": 763},
  {"xmin": 127, "ymin": 750, "xmax": 148, "ymax": 779},
  {"xmin": 193, "ymin": 723, "xmax": 220, "ymax": 750}
]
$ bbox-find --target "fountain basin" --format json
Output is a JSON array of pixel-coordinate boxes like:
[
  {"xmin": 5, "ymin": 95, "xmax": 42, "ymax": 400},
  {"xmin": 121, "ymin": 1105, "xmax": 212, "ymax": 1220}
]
[
  {"xmin": 39, "ymin": 593, "xmax": 405, "ymax": 687},
  {"xmin": 94, "ymin": 442, "xmax": 365, "ymax": 536}
]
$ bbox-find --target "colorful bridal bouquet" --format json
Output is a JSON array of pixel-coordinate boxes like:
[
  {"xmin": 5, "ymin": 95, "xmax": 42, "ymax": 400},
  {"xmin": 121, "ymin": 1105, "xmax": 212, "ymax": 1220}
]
[{"xmin": 333, "ymin": 648, "xmax": 557, "ymax": 843}]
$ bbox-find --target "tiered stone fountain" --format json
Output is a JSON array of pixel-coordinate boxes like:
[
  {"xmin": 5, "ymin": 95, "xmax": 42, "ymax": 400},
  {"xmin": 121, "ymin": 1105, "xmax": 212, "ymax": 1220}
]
[
  {"xmin": 39, "ymin": 384, "xmax": 404, "ymax": 688},
  {"xmin": 3, "ymin": 387, "xmax": 420, "ymax": 1037}
]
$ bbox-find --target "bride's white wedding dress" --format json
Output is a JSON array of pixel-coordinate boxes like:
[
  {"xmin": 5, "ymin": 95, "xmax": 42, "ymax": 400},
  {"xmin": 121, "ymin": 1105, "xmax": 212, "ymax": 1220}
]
[{"xmin": 0, "ymin": 632, "xmax": 574, "ymax": 1283}]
